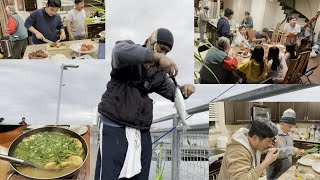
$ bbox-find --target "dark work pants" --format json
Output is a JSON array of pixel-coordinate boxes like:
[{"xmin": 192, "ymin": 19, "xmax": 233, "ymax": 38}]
[
  {"xmin": 94, "ymin": 124, "xmax": 152, "ymax": 180},
  {"xmin": 11, "ymin": 38, "xmax": 28, "ymax": 59}
]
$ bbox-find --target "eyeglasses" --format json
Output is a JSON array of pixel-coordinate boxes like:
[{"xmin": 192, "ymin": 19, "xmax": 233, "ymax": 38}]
[{"xmin": 271, "ymin": 137, "xmax": 276, "ymax": 145}]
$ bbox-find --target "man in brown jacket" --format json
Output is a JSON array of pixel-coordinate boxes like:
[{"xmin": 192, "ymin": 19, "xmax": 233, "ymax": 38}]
[{"xmin": 218, "ymin": 119, "xmax": 280, "ymax": 180}]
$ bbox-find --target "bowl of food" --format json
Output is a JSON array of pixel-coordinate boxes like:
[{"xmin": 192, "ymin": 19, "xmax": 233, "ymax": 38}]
[
  {"xmin": 237, "ymin": 51, "xmax": 243, "ymax": 56},
  {"xmin": 241, "ymin": 51, "xmax": 251, "ymax": 58},
  {"xmin": 70, "ymin": 43, "xmax": 98, "ymax": 54},
  {"xmin": 8, "ymin": 127, "xmax": 88, "ymax": 179}
]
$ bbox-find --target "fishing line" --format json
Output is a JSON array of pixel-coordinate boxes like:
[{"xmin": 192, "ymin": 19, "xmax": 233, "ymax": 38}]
[{"xmin": 152, "ymin": 84, "xmax": 236, "ymax": 149}]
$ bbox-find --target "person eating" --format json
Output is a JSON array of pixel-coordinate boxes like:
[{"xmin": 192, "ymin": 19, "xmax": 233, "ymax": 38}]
[
  {"xmin": 199, "ymin": 37, "xmax": 238, "ymax": 84},
  {"xmin": 267, "ymin": 46, "xmax": 288, "ymax": 83},
  {"xmin": 232, "ymin": 26, "xmax": 250, "ymax": 47},
  {"xmin": 267, "ymin": 109, "xmax": 305, "ymax": 180},
  {"xmin": 25, "ymin": 0, "xmax": 66, "ymax": 44},
  {"xmin": 237, "ymin": 46, "xmax": 268, "ymax": 83},
  {"xmin": 241, "ymin": 11, "xmax": 253, "ymax": 29},
  {"xmin": 218, "ymin": 118, "xmax": 279, "ymax": 180},
  {"xmin": 253, "ymin": 28, "xmax": 271, "ymax": 44}
]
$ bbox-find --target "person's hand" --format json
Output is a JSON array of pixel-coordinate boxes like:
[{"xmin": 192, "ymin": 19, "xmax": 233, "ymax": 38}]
[
  {"xmin": 295, "ymin": 148, "xmax": 305, "ymax": 157},
  {"xmin": 263, "ymin": 148, "xmax": 279, "ymax": 165},
  {"xmin": 261, "ymin": 38, "xmax": 266, "ymax": 42},
  {"xmin": 60, "ymin": 32, "xmax": 66, "ymax": 40},
  {"xmin": 273, "ymin": 136, "xmax": 280, "ymax": 148},
  {"xmin": 181, "ymin": 84, "xmax": 195, "ymax": 98},
  {"xmin": 69, "ymin": 34, "xmax": 74, "ymax": 41},
  {"xmin": 35, "ymin": 32, "xmax": 44, "ymax": 40},
  {"xmin": 154, "ymin": 53, "xmax": 178, "ymax": 77}
]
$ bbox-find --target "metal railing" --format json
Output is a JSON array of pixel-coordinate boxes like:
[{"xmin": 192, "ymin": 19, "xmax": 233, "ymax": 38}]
[{"xmin": 149, "ymin": 105, "xmax": 209, "ymax": 180}]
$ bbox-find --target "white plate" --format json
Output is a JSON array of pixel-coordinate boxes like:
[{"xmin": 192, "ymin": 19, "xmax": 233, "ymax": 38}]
[
  {"xmin": 312, "ymin": 163, "xmax": 320, "ymax": 174},
  {"xmin": 70, "ymin": 43, "xmax": 98, "ymax": 54},
  {"xmin": 298, "ymin": 158, "xmax": 317, "ymax": 166}
]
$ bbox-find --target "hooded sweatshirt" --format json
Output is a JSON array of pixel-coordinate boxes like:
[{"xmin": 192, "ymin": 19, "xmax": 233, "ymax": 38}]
[
  {"xmin": 267, "ymin": 124, "xmax": 295, "ymax": 180},
  {"xmin": 218, "ymin": 128, "xmax": 264, "ymax": 180}
]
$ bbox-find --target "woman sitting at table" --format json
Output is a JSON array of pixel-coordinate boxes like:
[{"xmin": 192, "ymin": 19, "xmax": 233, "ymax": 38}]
[
  {"xmin": 199, "ymin": 37, "xmax": 238, "ymax": 84},
  {"xmin": 236, "ymin": 46, "xmax": 268, "ymax": 83},
  {"xmin": 232, "ymin": 26, "xmax": 250, "ymax": 48},
  {"xmin": 267, "ymin": 46, "xmax": 288, "ymax": 83},
  {"xmin": 282, "ymin": 43, "xmax": 297, "ymax": 66}
]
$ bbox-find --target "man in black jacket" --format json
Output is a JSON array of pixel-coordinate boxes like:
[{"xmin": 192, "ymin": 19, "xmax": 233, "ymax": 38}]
[{"xmin": 94, "ymin": 28, "xmax": 195, "ymax": 180}]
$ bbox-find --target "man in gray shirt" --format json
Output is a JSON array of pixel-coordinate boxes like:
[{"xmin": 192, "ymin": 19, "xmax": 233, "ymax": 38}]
[
  {"xmin": 241, "ymin": 11, "xmax": 253, "ymax": 29},
  {"xmin": 198, "ymin": 6, "xmax": 209, "ymax": 43},
  {"xmin": 66, "ymin": 0, "xmax": 88, "ymax": 40}
]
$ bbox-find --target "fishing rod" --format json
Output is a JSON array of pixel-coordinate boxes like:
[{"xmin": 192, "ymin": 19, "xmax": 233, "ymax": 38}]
[{"xmin": 152, "ymin": 84, "xmax": 237, "ymax": 149}]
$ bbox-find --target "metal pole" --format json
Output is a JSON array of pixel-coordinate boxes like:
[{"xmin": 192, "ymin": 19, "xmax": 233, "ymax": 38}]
[
  {"xmin": 171, "ymin": 114, "xmax": 180, "ymax": 180},
  {"xmin": 56, "ymin": 64, "xmax": 64, "ymax": 125}
]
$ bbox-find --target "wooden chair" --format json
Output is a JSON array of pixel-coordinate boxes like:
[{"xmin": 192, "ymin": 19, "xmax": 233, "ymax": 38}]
[
  {"xmin": 274, "ymin": 30, "xmax": 285, "ymax": 44},
  {"xmin": 247, "ymin": 29, "xmax": 256, "ymax": 42},
  {"xmin": 283, "ymin": 51, "xmax": 311, "ymax": 84},
  {"xmin": 282, "ymin": 58, "xmax": 299, "ymax": 84}
]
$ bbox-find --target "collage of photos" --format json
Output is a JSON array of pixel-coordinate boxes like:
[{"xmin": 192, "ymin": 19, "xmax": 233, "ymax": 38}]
[{"xmin": 1, "ymin": 0, "xmax": 320, "ymax": 180}]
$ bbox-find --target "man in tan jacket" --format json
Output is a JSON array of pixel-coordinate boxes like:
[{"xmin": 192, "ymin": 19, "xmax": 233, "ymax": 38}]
[{"xmin": 218, "ymin": 119, "xmax": 280, "ymax": 180}]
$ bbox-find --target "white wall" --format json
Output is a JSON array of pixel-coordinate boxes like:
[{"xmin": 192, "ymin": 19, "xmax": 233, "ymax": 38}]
[
  {"xmin": 223, "ymin": 0, "xmax": 252, "ymax": 24},
  {"xmin": 251, "ymin": 0, "xmax": 267, "ymax": 30},
  {"xmin": 262, "ymin": 0, "xmax": 285, "ymax": 30},
  {"xmin": 295, "ymin": 0, "xmax": 319, "ymax": 19}
]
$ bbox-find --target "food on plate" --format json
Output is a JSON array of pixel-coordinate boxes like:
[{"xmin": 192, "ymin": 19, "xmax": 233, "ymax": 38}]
[
  {"xmin": 81, "ymin": 43, "xmax": 94, "ymax": 52},
  {"xmin": 50, "ymin": 42, "xmax": 65, "ymax": 48},
  {"xmin": 13, "ymin": 131, "xmax": 85, "ymax": 178},
  {"xmin": 28, "ymin": 50, "xmax": 48, "ymax": 59}
]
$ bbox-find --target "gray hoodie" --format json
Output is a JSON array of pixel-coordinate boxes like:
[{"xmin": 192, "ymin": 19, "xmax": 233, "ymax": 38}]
[{"xmin": 267, "ymin": 124, "xmax": 295, "ymax": 180}]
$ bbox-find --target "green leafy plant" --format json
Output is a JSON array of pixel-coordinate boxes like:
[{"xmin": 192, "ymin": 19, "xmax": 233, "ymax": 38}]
[
  {"xmin": 194, "ymin": 42, "xmax": 220, "ymax": 84},
  {"xmin": 89, "ymin": 0, "xmax": 105, "ymax": 21}
]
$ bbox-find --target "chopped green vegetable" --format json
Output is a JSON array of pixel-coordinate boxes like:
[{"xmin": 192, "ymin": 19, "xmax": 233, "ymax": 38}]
[
  {"xmin": 13, "ymin": 132, "xmax": 84, "ymax": 167},
  {"xmin": 299, "ymin": 169, "xmax": 306, "ymax": 174}
]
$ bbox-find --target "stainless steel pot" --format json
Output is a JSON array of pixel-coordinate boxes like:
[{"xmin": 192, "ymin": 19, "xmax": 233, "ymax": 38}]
[
  {"xmin": 7, "ymin": 127, "xmax": 88, "ymax": 180},
  {"xmin": 0, "ymin": 37, "xmax": 13, "ymax": 58}
]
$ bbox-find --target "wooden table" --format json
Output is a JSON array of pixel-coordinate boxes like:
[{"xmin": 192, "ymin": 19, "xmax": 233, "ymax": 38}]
[
  {"xmin": 23, "ymin": 39, "xmax": 99, "ymax": 59},
  {"xmin": 0, "ymin": 126, "xmax": 90, "ymax": 180},
  {"xmin": 232, "ymin": 42, "xmax": 286, "ymax": 65}
]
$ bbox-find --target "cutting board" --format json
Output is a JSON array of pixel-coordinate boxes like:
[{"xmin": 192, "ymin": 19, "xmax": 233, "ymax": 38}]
[{"xmin": 45, "ymin": 44, "xmax": 67, "ymax": 51}]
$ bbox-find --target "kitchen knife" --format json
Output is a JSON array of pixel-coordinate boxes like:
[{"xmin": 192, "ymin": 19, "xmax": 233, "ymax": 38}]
[{"xmin": 42, "ymin": 38, "xmax": 53, "ymax": 44}]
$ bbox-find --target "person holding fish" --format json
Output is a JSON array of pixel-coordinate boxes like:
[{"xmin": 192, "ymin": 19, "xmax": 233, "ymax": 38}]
[{"xmin": 95, "ymin": 28, "xmax": 196, "ymax": 180}]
